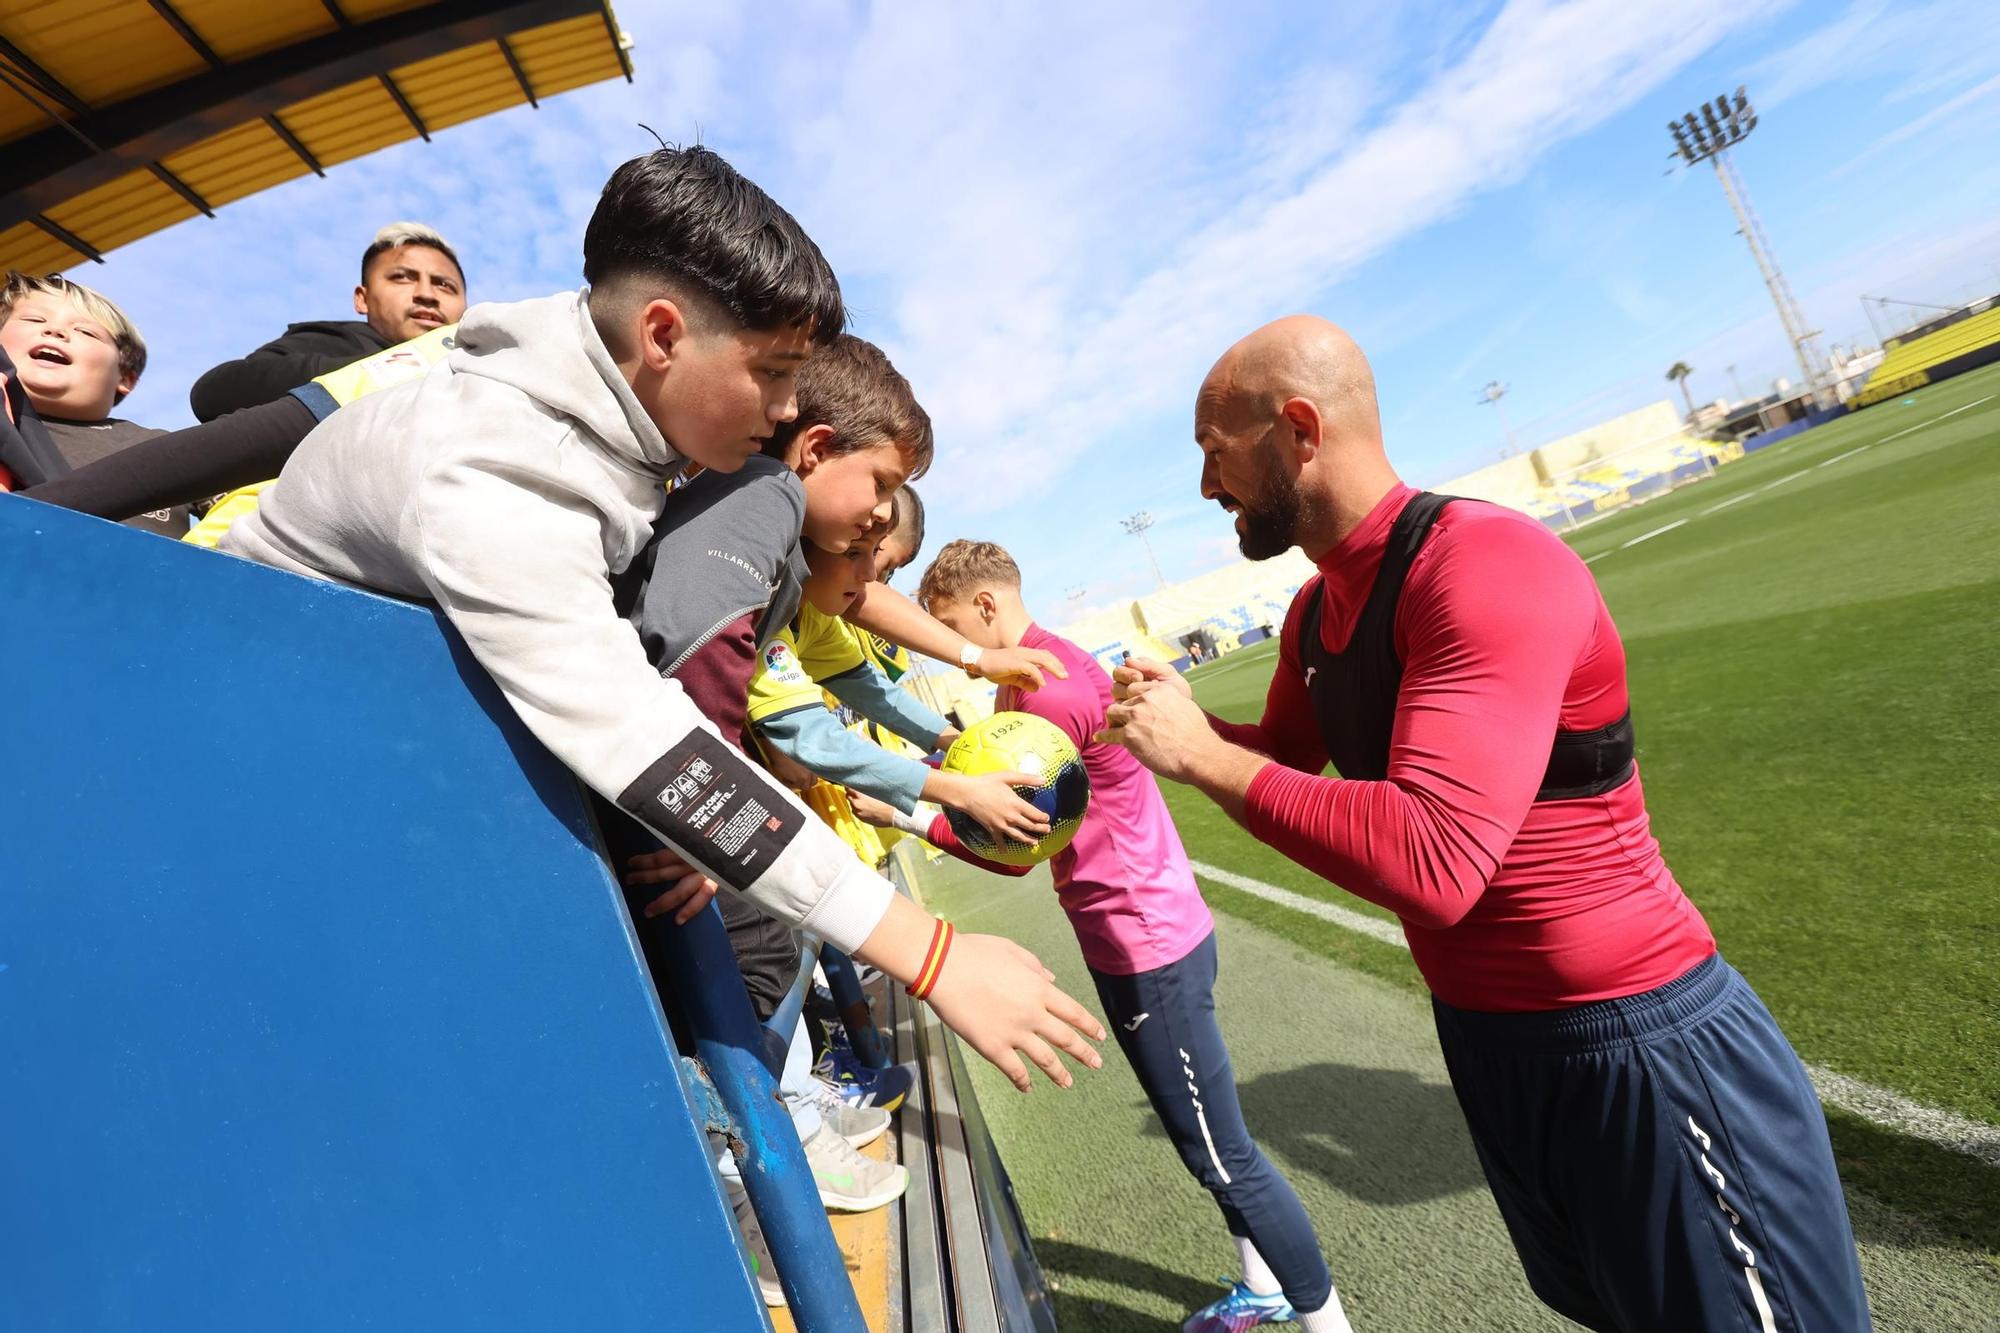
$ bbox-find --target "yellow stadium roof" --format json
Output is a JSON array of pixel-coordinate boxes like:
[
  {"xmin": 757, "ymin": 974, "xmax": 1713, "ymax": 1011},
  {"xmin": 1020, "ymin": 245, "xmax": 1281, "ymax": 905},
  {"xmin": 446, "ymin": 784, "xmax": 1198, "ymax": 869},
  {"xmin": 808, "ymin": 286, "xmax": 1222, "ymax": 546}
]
[{"xmin": 0, "ymin": 0, "xmax": 632, "ymax": 274}]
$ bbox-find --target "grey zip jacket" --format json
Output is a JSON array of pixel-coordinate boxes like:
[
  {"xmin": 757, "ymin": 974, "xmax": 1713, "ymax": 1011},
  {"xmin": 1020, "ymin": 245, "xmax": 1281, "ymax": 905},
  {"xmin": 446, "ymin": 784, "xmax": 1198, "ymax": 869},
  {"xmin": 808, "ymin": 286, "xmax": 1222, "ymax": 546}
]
[{"xmin": 221, "ymin": 290, "xmax": 894, "ymax": 952}]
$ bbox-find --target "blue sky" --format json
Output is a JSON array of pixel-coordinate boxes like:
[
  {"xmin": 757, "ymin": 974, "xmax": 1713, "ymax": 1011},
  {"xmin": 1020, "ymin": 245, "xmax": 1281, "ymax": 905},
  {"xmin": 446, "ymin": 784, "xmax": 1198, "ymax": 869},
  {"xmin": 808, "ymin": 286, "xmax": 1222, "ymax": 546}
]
[{"xmin": 82, "ymin": 0, "xmax": 2000, "ymax": 617}]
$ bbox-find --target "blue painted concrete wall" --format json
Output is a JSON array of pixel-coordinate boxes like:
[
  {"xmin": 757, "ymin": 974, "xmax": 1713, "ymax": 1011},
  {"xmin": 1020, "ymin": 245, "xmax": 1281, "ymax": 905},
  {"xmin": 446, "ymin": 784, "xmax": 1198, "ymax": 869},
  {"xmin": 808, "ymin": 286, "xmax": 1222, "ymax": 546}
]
[{"xmin": 0, "ymin": 499, "xmax": 763, "ymax": 1329}]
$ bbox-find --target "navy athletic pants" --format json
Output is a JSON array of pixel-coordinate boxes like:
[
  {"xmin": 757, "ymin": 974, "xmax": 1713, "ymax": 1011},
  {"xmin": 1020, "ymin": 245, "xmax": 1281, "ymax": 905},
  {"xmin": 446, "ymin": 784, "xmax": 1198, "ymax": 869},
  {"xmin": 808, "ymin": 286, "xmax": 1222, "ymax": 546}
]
[
  {"xmin": 1090, "ymin": 931, "xmax": 1333, "ymax": 1313},
  {"xmin": 1433, "ymin": 953, "xmax": 1872, "ymax": 1332}
]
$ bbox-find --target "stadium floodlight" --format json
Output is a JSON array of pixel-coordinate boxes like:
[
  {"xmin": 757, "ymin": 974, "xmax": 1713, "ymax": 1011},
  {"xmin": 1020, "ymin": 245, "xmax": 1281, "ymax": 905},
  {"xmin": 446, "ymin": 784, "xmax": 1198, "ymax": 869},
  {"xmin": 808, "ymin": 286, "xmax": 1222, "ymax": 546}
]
[
  {"xmin": 1477, "ymin": 380, "xmax": 1518, "ymax": 456},
  {"xmin": 1121, "ymin": 511, "xmax": 1167, "ymax": 590},
  {"xmin": 1666, "ymin": 85, "xmax": 1830, "ymax": 408}
]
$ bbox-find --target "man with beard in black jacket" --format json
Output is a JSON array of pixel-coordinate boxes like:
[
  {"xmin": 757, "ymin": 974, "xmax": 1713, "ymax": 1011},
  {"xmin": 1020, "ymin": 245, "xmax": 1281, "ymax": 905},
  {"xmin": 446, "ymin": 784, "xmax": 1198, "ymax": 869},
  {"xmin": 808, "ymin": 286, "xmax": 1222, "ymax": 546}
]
[{"xmin": 187, "ymin": 221, "xmax": 466, "ymax": 422}]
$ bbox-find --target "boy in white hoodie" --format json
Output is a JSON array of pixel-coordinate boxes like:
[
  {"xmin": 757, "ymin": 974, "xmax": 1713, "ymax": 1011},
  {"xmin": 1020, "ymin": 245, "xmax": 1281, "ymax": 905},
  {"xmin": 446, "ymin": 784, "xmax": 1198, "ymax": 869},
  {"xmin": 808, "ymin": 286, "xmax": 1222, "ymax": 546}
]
[{"xmin": 220, "ymin": 146, "xmax": 1102, "ymax": 1092}]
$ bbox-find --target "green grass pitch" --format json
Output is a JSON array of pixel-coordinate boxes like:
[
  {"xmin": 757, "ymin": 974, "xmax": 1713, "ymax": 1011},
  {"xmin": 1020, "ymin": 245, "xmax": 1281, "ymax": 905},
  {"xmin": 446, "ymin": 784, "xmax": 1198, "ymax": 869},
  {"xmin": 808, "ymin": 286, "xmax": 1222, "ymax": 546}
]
[{"xmin": 910, "ymin": 360, "xmax": 2000, "ymax": 1330}]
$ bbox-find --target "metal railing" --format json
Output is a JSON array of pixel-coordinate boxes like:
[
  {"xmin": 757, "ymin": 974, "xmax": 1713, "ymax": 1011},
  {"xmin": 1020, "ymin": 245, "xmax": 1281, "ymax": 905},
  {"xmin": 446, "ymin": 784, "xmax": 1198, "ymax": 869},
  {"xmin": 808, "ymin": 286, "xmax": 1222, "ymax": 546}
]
[{"xmin": 598, "ymin": 803, "xmax": 866, "ymax": 1331}]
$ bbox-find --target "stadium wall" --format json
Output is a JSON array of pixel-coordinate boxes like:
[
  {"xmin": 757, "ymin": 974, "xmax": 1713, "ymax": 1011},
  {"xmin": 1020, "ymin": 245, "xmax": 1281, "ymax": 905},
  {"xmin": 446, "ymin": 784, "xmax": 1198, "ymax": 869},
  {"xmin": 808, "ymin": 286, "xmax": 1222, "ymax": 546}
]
[{"xmin": 1, "ymin": 500, "xmax": 766, "ymax": 1330}]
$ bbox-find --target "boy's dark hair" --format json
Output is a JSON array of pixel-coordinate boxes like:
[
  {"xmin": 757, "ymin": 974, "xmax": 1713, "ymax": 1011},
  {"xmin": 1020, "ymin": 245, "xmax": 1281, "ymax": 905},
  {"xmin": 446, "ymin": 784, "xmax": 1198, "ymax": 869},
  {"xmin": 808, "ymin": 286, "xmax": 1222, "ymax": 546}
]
[
  {"xmin": 583, "ymin": 146, "xmax": 844, "ymax": 339},
  {"xmin": 765, "ymin": 334, "xmax": 933, "ymax": 478},
  {"xmin": 889, "ymin": 484, "xmax": 925, "ymax": 559}
]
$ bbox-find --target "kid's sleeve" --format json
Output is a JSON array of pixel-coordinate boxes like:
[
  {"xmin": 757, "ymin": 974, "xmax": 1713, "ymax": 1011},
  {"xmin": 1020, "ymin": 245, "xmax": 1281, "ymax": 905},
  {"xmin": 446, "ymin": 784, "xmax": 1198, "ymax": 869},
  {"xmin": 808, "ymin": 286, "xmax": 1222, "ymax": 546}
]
[
  {"xmin": 625, "ymin": 461, "xmax": 802, "ymax": 680},
  {"xmin": 410, "ymin": 445, "xmax": 894, "ymax": 954},
  {"xmin": 817, "ymin": 660, "xmax": 951, "ymax": 751},
  {"xmin": 757, "ymin": 706, "xmax": 930, "ymax": 813}
]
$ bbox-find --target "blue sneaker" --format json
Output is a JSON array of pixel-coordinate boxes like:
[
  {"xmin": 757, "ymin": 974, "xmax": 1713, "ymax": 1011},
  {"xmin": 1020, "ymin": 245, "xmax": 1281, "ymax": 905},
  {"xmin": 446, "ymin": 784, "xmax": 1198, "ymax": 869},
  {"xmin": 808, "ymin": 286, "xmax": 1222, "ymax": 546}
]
[
  {"xmin": 813, "ymin": 1048, "xmax": 914, "ymax": 1113},
  {"xmin": 1182, "ymin": 1279, "xmax": 1296, "ymax": 1332}
]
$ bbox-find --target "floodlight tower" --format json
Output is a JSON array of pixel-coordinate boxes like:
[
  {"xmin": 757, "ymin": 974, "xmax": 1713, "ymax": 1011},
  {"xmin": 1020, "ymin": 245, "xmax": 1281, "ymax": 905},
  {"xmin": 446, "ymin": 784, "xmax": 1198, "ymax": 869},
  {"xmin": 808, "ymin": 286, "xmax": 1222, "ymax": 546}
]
[
  {"xmin": 1121, "ymin": 511, "xmax": 1166, "ymax": 590},
  {"xmin": 1478, "ymin": 380, "xmax": 1518, "ymax": 456},
  {"xmin": 1668, "ymin": 87, "xmax": 1831, "ymax": 407}
]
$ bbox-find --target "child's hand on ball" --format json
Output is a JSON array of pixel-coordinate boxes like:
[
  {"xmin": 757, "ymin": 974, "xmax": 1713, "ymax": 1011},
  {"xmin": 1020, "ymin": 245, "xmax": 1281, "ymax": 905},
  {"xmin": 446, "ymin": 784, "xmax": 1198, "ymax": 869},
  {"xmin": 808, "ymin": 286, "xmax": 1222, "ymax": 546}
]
[{"xmin": 937, "ymin": 769, "xmax": 1053, "ymax": 846}]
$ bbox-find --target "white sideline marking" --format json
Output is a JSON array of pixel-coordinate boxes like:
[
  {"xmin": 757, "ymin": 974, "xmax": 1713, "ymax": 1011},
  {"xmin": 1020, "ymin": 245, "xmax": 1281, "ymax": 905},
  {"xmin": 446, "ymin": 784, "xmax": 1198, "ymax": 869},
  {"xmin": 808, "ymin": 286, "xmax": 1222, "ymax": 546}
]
[
  {"xmin": 1589, "ymin": 388, "xmax": 1991, "ymax": 565},
  {"xmin": 1817, "ymin": 444, "xmax": 1872, "ymax": 469},
  {"xmin": 1701, "ymin": 490, "xmax": 1758, "ymax": 516},
  {"xmin": 1876, "ymin": 393, "xmax": 1995, "ymax": 445},
  {"xmin": 1806, "ymin": 1067, "xmax": 2000, "ymax": 1171},
  {"xmin": 1191, "ymin": 860, "xmax": 2000, "ymax": 1166},
  {"xmin": 1191, "ymin": 860, "xmax": 1408, "ymax": 947},
  {"xmin": 1620, "ymin": 519, "xmax": 1688, "ymax": 550}
]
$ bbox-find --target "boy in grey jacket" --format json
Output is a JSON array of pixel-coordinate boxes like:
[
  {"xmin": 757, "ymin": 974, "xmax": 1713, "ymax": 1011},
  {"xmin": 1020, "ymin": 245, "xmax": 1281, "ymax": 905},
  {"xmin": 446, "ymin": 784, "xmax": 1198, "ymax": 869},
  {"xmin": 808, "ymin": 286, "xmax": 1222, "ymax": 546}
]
[{"xmin": 220, "ymin": 147, "xmax": 1102, "ymax": 1092}]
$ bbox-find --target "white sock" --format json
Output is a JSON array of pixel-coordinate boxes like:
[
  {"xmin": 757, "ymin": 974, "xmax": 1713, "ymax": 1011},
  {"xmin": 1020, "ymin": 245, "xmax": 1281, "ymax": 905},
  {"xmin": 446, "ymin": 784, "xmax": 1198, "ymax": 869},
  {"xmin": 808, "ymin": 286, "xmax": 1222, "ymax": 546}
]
[
  {"xmin": 1293, "ymin": 1289, "xmax": 1354, "ymax": 1333},
  {"xmin": 1235, "ymin": 1234, "xmax": 1281, "ymax": 1296},
  {"xmin": 1235, "ymin": 1236, "xmax": 1354, "ymax": 1332}
]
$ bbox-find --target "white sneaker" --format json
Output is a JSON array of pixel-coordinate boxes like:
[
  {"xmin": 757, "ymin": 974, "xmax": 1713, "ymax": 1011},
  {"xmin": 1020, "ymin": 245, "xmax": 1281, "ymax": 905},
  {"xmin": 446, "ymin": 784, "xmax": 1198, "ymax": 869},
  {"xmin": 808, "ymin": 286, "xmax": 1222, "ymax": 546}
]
[
  {"xmin": 806, "ymin": 1075, "xmax": 892, "ymax": 1149},
  {"xmin": 729, "ymin": 1189, "xmax": 785, "ymax": 1307},
  {"xmin": 803, "ymin": 1122, "xmax": 908, "ymax": 1212}
]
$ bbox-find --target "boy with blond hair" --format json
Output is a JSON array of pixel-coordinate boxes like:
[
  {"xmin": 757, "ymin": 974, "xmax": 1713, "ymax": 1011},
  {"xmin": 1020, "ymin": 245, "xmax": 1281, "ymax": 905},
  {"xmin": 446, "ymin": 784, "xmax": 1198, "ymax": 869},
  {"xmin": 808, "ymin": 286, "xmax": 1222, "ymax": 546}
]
[
  {"xmin": 915, "ymin": 539, "xmax": 1352, "ymax": 1333},
  {"xmin": 0, "ymin": 272, "xmax": 182, "ymax": 535}
]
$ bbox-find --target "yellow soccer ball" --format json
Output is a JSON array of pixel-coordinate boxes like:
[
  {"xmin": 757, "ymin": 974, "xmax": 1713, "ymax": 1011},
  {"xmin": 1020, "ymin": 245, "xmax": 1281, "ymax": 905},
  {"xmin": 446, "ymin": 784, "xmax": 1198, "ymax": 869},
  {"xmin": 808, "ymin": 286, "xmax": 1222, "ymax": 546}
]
[{"xmin": 942, "ymin": 712, "xmax": 1091, "ymax": 867}]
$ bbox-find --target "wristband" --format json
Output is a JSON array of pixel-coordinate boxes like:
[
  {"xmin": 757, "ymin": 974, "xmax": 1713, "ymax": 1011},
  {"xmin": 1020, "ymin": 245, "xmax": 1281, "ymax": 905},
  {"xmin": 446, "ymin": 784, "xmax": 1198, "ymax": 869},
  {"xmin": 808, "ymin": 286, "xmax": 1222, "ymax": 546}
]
[
  {"xmin": 890, "ymin": 804, "xmax": 936, "ymax": 839},
  {"xmin": 958, "ymin": 642, "xmax": 983, "ymax": 673},
  {"xmin": 906, "ymin": 918, "xmax": 955, "ymax": 1000}
]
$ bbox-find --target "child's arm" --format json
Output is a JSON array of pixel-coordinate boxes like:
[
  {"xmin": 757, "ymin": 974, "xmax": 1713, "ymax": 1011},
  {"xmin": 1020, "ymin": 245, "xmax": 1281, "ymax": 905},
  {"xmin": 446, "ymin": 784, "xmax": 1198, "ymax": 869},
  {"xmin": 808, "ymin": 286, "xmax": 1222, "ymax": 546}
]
[
  {"xmin": 756, "ymin": 704, "xmax": 1051, "ymax": 847},
  {"xmin": 410, "ymin": 443, "xmax": 1105, "ymax": 1093},
  {"xmin": 848, "ymin": 791, "xmax": 1036, "ymax": 879},
  {"xmin": 412, "ymin": 447, "xmax": 896, "ymax": 955},
  {"xmin": 816, "ymin": 659, "xmax": 952, "ymax": 752},
  {"xmin": 844, "ymin": 582, "xmax": 1067, "ymax": 690}
]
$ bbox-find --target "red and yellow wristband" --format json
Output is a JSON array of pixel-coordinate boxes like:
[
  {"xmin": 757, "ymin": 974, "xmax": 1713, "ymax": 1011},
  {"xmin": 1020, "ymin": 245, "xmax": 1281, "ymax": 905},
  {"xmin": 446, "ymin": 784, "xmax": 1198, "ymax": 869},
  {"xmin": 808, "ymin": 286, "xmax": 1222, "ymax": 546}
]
[{"xmin": 906, "ymin": 918, "xmax": 955, "ymax": 1001}]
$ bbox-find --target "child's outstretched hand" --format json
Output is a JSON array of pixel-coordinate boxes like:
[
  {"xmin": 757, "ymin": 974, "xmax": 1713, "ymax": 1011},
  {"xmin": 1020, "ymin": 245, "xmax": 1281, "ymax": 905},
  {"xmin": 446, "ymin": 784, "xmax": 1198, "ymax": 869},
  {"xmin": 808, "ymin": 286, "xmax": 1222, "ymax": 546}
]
[
  {"xmin": 932, "ymin": 768, "xmax": 1052, "ymax": 846},
  {"xmin": 926, "ymin": 932, "xmax": 1105, "ymax": 1092},
  {"xmin": 968, "ymin": 645, "xmax": 1068, "ymax": 691},
  {"xmin": 621, "ymin": 848, "xmax": 720, "ymax": 925},
  {"xmin": 847, "ymin": 789, "xmax": 902, "ymax": 829}
]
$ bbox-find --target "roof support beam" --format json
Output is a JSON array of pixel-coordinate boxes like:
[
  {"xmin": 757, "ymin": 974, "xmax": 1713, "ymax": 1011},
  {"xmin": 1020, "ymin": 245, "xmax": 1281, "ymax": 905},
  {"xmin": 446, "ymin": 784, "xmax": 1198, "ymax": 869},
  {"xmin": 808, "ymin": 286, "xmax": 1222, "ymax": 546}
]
[
  {"xmin": 0, "ymin": 34, "xmax": 89, "ymax": 118},
  {"xmin": 320, "ymin": 0, "xmax": 354, "ymax": 30},
  {"xmin": 147, "ymin": 1, "xmax": 225, "ymax": 70},
  {"xmin": 598, "ymin": 3, "xmax": 631, "ymax": 83},
  {"xmin": 147, "ymin": 162, "xmax": 215, "ymax": 217},
  {"xmin": 262, "ymin": 113, "xmax": 326, "ymax": 178},
  {"xmin": 29, "ymin": 214, "xmax": 103, "ymax": 264},
  {"xmin": 0, "ymin": 0, "xmax": 600, "ymax": 230},
  {"xmin": 497, "ymin": 35, "xmax": 538, "ymax": 108},
  {"xmin": 378, "ymin": 73, "xmax": 430, "ymax": 142}
]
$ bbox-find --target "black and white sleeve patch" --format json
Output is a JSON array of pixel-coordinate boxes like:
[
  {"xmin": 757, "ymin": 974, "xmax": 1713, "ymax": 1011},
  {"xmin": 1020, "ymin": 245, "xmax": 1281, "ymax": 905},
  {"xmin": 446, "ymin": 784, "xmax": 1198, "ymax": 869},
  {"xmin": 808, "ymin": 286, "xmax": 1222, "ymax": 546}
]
[{"xmin": 617, "ymin": 730, "xmax": 806, "ymax": 891}]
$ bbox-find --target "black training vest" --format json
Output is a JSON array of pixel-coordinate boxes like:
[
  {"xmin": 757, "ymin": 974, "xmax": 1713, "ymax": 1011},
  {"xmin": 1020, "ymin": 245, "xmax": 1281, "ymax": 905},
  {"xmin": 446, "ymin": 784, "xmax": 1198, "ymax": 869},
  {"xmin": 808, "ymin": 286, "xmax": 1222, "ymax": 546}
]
[{"xmin": 1297, "ymin": 491, "xmax": 1635, "ymax": 801}]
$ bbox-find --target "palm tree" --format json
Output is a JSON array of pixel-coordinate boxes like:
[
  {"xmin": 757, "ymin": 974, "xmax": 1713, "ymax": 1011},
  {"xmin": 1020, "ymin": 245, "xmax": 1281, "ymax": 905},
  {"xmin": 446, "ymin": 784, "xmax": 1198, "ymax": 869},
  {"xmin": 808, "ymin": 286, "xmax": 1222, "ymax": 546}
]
[{"xmin": 1666, "ymin": 361, "xmax": 1695, "ymax": 417}]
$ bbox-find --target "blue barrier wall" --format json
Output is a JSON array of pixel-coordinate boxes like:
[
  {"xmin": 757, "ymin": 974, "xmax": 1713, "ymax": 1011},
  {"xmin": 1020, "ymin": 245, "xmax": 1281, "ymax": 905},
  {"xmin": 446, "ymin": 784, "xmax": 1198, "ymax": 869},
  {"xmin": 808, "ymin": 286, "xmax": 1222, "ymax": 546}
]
[{"xmin": 0, "ymin": 500, "xmax": 764, "ymax": 1329}]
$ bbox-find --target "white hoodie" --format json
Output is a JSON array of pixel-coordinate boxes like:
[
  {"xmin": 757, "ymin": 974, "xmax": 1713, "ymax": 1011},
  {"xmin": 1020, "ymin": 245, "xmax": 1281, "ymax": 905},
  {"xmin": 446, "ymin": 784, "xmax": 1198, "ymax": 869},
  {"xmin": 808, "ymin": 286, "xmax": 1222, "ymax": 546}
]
[{"xmin": 222, "ymin": 290, "xmax": 894, "ymax": 952}]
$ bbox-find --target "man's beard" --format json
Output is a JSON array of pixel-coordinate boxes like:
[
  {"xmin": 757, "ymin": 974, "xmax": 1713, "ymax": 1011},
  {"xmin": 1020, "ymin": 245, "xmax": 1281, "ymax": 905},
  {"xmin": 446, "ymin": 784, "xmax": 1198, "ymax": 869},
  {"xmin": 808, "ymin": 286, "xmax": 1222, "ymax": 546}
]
[{"xmin": 1234, "ymin": 436, "xmax": 1312, "ymax": 560}]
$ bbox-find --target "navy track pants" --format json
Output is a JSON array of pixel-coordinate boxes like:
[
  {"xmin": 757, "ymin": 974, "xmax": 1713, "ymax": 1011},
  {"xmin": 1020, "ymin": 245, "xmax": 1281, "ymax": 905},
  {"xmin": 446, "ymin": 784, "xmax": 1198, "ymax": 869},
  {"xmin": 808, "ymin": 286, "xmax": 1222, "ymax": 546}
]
[
  {"xmin": 1090, "ymin": 930, "xmax": 1333, "ymax": 1313},
  {"xmin": 1433, "ymin": 953, "xmax": 1872, "ymax": 1332}
]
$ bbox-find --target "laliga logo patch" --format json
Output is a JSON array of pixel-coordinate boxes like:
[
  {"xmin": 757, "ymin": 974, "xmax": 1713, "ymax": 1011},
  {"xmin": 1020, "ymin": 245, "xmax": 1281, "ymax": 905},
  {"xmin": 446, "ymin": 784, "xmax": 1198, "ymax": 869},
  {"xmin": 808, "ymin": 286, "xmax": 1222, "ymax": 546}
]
[{"xmin": 764, "ymin": 641, "xmax": 807, "ymax": 684}]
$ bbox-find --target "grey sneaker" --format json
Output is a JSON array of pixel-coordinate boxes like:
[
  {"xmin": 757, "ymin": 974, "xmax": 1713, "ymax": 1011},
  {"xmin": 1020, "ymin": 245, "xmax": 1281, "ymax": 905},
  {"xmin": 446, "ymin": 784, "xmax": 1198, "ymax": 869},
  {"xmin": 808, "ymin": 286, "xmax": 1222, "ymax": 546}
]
[
  {"xmin": 803, "ymin": 1121, "xmax": 908, "ymax": 1212},
  {"xmin": 728, "ymin": 1188, "xmax": 785, "ymax": 1307},
  {"xmin": 807, "ymin": 1075, "xmax": 892, "ymax": 1149}
]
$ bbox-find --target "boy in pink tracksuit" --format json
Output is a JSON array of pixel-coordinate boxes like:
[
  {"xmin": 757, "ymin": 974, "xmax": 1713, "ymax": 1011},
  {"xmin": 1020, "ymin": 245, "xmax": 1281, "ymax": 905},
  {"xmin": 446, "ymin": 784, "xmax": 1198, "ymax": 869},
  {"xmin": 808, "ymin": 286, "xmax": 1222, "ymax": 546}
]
[{"xmin": 908, "ymin": 540, "xmax": 1353, "ymax": 1333}]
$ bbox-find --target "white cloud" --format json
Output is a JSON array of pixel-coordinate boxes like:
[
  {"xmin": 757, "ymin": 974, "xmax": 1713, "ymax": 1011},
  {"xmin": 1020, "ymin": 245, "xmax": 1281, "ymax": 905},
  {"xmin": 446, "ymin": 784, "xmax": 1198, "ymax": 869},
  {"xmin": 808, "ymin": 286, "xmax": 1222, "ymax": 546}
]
[{"xmin": 724, "ymin": 0, "xmax": 1787, "ymax": 521}]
